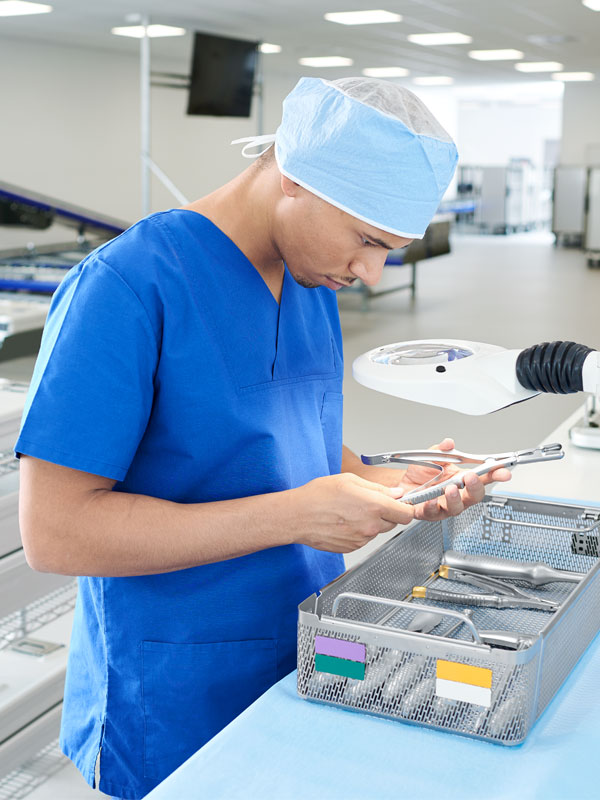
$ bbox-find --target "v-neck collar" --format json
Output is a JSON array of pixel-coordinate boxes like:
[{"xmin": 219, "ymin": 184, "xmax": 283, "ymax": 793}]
[
  {"xmin": 169, "ymin": 207, "xmax": 338, "ymax": 390},
  {"xmin": 177, "ymin": 208, "xmax": 283, "ymax": 309}
]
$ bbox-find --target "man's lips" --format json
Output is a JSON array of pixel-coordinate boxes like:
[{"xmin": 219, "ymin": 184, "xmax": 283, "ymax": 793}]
[{"xmin": 324, "ymin": 277, "xmax": 355, "ymax": 290}]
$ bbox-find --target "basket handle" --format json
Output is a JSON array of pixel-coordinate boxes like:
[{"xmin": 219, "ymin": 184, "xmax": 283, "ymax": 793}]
[
  {"xmin": 483, "ymin": 506, "xmax": 600, "ymax": 534},
  {"xmin": 330, "ymin": 591, "xmax": 482, "ymax": 644}
]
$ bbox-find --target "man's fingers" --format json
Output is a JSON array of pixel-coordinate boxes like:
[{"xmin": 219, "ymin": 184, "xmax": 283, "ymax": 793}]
[
  {"xmin": 406, "ymin": 463, "xmax": 459, "ymax": 489},
  {"xmin": 443, "ymin": 483, "xmax": 464, "ymax": 514},
  {"xmin": 378, "ymin": 519, "xmax": 400, "ymax": 534},
  {"xmin": 432, "ymin": 437, "xmax": 454, "ymax": 451},
  {"xmin": 416, "ymin": 496, "xmax": 446, "ymax": 520},
  {"xmin": 349, "ymin": 474, "xmax": 402, "ymax": 495},
  {"xmin": 343, "ymin": 475, "xmax": 415, "ymax": 524},
  {"xmin": 482, "ymin": 467, "xmax": 512, "ymax": 483},
  {"xmin": 413, "ymin": 472, "xmax": 488, "ymax": 521},
  {"xmin": 459, "ymin": 471, "xmax": 486, "ymax": 504},
  {"xmin": 380, "ymin": 498, "xmax": 415, "ymax": 525}
]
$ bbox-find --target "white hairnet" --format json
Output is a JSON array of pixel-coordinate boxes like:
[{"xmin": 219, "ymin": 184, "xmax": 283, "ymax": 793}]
[{"xmin": 330, "ymin": 77, "xmax": 454, "ymax": 143}]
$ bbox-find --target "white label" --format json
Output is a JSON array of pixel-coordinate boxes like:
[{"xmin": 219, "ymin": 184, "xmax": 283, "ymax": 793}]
[{"xmin": 436, "ymin": 678, "xmax": 491, "ymax": 708}]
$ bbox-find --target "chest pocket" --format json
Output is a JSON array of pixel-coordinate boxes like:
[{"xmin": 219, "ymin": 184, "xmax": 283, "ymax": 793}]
[
  {"xmin": 239, "ymin": 335, "xmax": 338, "ymax": 392},
  {"xmin": 320, "ymin": 391, "xmax": 344, "ymax": 474},
  {"xmin": 198, "ymin": 265, "xmax": 341, "ymax": 391}
]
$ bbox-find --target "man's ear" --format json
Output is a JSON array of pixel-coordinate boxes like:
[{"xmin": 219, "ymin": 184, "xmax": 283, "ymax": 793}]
[{"xmin": 280, "ymin": 174, "xmax": 300, "ymax": 198}]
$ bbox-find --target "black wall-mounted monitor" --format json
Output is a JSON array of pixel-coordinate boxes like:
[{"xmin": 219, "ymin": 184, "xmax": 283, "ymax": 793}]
[{"xmin": 187, "ymin": 32, "xmax": 258, "ymax": 117}]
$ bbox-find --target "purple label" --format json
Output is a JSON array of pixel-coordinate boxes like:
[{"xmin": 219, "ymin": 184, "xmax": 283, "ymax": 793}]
[{"xmin": 314, "ymin": 635, "xmax": 365, "ymax": 663}]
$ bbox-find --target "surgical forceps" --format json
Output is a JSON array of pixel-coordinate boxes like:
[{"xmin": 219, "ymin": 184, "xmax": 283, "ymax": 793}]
[
  {"xmin": 411, "ymin": 583, "xmax": 559, "ymax": 612},
  {"xmin": 361, "ymin": 443, "xmax": 564, "ymax": 505},
  {"xmin": 437, "ymin": 565, "xmax": 559, "ymax": 611}
]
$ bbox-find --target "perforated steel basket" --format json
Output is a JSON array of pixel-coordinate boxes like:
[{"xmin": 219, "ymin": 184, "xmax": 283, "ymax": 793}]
[{"xmin": 297, "ymin": 494, "xmax": 600, "ymax": 744}]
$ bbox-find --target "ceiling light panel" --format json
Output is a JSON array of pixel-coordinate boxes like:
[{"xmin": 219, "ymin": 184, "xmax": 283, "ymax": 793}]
[
  {"xmin": 552, "ymin": 72, "xmax": 595, "ymax": 81},
  {"xmin": 515, "ymin": 62, "xmax": 563, "ymax": 72},
  {"xmin": 111, "ymin": 24, "xmax": 186, "ymax": 38},
  {"xmin": 259, "ymin": 43, "xmax": 282, "ymax": 54},
  {"xmin": 469, "ymin": 49, "xmax": 524, "ymax": 61},
  {"xmin": 0, "ymin": 1, "xmax": 52, "ymax": 15},
  {"xmin": 407, "ymin": 32, "xmax": 472, "ymax": 46},
  {"xmin": 324, "ymin": 9, "xmax": 402, "ymax": 25},
  {"xmin": 299, "ymin": 56, "xmax": 354, "ymax": 67},
  {"xmin": 582, "ymin": 0, "xmax": 600, "ymax": 10},
  {"xmin": 363, "ymin": 66, "xmax": 409, "ymax": 77}
]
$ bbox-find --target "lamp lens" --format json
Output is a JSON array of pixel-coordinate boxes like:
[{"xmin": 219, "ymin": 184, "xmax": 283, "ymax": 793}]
[{"xmin": 370, "ymin": 343, "xmax": 474, "ymax": 366}]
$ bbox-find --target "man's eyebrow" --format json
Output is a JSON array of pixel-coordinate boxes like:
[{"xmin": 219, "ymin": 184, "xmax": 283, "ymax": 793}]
[{"xmin": 364, "ymin": 234, "xmax": 395, "ymax": 250}]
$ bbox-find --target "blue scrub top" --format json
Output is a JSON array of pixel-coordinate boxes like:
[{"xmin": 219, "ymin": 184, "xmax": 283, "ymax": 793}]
[{"xmin": 16, "ymin": 210, "xmax": 345, "ymax": 800}]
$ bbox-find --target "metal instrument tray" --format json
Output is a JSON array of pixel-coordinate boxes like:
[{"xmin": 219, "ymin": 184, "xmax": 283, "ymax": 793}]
[{"xmin": 297, "ymin": 494, "xmax": 600, "ymax": 744}]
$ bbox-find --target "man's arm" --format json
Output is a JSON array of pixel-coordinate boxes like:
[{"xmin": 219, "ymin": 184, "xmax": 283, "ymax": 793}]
[
  {"xmin": 341, "ymin": 444, "xmax": 406, "ymax": 487},
  {"xmin": 19, "ymin": 455, "xmax": 415, "ymax": 577}
]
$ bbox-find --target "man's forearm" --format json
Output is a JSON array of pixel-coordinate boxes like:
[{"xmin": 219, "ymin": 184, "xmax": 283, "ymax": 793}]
[
  {"xmin": 341, "ymin": 444, "xmax": 368, "ymax": 476},
  {"xmin": 78, "ymin": 489, "xmax": 299, "ymax": 576},
  {"xmin": 19, "ymin": 457, "xmax": 297, "ymax": 577}
]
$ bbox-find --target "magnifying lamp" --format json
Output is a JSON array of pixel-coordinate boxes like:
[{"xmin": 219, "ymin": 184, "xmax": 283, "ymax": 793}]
[{"xmin": 353, "ymin": 340, "xmax": 600, "ymax": 445}]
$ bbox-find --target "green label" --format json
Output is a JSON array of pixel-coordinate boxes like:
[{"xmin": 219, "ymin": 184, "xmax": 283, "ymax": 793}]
[{"xmin": 315, "ymin": 653, "xmax": 365, "ymax": 680}]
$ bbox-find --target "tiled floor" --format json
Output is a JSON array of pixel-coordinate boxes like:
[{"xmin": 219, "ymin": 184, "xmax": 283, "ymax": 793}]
[{"xmin": 3, "ymin": 229, "xmax": 599, "ymax": 798}]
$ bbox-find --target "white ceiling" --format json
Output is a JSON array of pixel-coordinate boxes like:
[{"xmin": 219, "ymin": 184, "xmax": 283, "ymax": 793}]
[{"xmin": 2, "ymin": 0, "xmax": 600, "ymax": 85}]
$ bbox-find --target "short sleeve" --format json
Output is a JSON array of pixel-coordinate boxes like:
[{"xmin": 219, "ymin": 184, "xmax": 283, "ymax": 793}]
[{"xmin": 15, "ymin": 256, "xmax": 160, "ymax": 481}]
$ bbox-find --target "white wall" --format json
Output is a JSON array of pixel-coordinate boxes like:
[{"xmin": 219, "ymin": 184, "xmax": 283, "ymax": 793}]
[
  {"xmin": 0, "ymin": 35, "xmax": 296, "ymax": 224},
  {"xmin": 560, "ymin": 82, "xmax": 600, "ymax": 166},
  {"xmin": 455, "ymin": 83, "xmax": 563, "ymax": 168},
  {"xmin": 458, "ymin": 103, "xmax": 562, "ymax": 166}
]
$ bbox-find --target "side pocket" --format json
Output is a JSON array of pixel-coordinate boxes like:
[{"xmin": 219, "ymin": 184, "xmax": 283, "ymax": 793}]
[
  {"xmin": 320, "ymin": 391, "xmax": 344, "ymax": 474},
  {"xmin": 142, "ymin": 639, "xmax": 276, "ymax": 781}
]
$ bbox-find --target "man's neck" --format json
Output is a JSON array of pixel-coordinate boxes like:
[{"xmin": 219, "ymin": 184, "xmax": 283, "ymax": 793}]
[{"xmin": 183, "ymin": 166, "xmax": 285, "ymax": 303}]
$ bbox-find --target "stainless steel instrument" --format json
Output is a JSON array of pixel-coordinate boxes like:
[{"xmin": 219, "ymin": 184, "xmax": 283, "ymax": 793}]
[
  {"xmin": 406, "ymin": 608, "xmax": 473, "ymax": 636},
  {"xmin": 442, "ymin": 550, "xmax": 584, "ymax": 585},
  {"xmin": 405, "ymin": 603, "xmax": 535, "ymax": 649},
  {"xmin": 440, "ymin": 609, "xmax": 473, "ymax": 638},
  {"xmin": 411, "ymin": 585, "xmax": 559, "ymax": 612},
  {"xmin": 406, "ymin": 610, "xmax": 443, "ymax": 633},
  {"xmin": 438, "ymin": 565, "xmax": 559, "ymax": 610},
  {"xmin": 478, "ymin": 630, "xmax": 537, "ymax": 650},
  {"xmin": 361, "ymin": 443, "xmax": 564, "ymax": 505}
]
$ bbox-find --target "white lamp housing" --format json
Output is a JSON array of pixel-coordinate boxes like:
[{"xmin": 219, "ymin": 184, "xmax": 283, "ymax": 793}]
[{"xmin": 353, "ymin": 339, "xmax": 600, "ymax": 415}]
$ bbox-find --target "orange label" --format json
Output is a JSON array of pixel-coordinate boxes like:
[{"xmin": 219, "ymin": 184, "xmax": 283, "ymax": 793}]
[{"xmin": 436, "ymin": 659, "xmax": 492, "ymax": 688}]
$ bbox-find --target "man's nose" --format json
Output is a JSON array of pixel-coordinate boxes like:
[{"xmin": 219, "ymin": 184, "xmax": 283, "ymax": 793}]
[{"xmin": 348, "ymin": 252, "xmax": 388, "ymax": 286}]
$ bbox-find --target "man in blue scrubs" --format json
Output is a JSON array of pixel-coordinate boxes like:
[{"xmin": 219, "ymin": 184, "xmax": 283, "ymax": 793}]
[{"xmin": 17, "ymin": 77, "xmax": 510, "ymax": 798}]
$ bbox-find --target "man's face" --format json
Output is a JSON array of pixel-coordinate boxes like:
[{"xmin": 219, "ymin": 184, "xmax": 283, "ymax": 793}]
[{"xmin": 274, "ymin": 178, "xmax": 413, "ymax": 290}]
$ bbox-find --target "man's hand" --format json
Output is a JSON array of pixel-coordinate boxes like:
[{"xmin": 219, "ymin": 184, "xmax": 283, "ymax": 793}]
[
  {"xmin": 390, "ymin": 438, "xmax": 511, "ymax": 521},
  {"xmin": 289, "ymin": 472, "xmax": 415, "ymax": 553},
  {"xmin": 344, "ymin": 439, "xmax": 512, "ymax": 524}
]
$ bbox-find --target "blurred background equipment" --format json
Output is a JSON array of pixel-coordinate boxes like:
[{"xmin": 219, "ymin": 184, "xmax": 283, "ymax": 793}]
[{"xmin": 0, "ymin": 182, "xmax": 126, "ymax": 361}]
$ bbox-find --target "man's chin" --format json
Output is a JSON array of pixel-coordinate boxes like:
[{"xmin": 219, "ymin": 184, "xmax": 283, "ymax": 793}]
[
  {"xmin": 288, "ymin": 268, "xmax": 353, "ymax": 291},
  {"xmin": 286, "ymin": 268, "xmax": 320, "ymax": 289},
  {"xmin": 293, "ymin": 275, "xmax": 321, "ymax": 289}
]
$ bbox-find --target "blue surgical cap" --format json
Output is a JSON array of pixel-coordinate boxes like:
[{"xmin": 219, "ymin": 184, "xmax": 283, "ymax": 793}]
[{"xmin": 233, "ymin": 77, "xmax": 459, "ymax": 240}]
